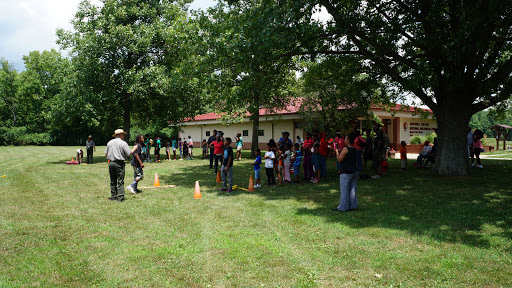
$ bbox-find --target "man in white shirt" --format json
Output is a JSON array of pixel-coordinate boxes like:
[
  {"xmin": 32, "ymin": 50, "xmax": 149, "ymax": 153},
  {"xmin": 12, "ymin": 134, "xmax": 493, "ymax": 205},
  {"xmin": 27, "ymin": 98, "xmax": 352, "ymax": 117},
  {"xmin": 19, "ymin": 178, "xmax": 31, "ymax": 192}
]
[{"xmin": 105, "ymin": 129, "xmax": 132, "ymax": 202}]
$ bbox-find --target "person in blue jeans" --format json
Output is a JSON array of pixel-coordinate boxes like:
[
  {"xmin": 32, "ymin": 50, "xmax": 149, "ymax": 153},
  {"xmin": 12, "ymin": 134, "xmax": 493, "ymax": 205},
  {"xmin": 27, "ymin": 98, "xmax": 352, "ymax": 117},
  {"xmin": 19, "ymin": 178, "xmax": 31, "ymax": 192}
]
[{"xmin": 332, "ymin": 131, "xmax": 359, "ymax": 212}]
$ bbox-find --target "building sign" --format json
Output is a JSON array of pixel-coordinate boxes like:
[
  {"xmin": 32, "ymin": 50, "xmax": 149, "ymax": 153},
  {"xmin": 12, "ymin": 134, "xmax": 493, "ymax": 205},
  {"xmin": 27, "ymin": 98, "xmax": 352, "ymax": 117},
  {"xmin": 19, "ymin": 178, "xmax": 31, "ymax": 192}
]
[{"xmin": 409, "ymin": 122, "xmax": 436, "ymax": 136}]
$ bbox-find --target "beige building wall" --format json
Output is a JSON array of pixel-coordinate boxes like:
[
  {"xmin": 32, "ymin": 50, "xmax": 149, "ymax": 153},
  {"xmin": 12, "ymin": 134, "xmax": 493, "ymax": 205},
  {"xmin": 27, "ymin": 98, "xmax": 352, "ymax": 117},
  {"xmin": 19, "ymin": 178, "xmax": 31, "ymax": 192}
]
[
  {"xmin": 179, "ymin": 119, "xmax": 295, "ymax": 149},
  {"xmin": 397, "ymin": 117, "xmax": 437, "ymax": 144},
  {"xmin": 178, "ymin": 112, "xmax": 437, "ymax": 148}
]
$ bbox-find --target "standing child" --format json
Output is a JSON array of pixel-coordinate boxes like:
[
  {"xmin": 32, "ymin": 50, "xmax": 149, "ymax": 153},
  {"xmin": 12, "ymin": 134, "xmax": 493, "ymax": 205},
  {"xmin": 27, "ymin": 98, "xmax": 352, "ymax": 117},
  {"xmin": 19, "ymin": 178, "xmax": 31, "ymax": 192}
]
[
  {"xmin": 219, "ymin": 137, "xmax": 234, "ymax": 193},
  {"xmin": 127, "ymin": 134, "xmax": 144, "ymax": 194},
  {"xmin": 182, "ymin": 139, "xmax": 189, "ymax": 160},
  {"xmin": 187, "ymin": 136, "xmax": 194, "ymax": 158},
  {"xmin": 154, "ymin": 137, "xmax": 161, "ymax": 162},
  {"xmin": 283, "ymin": 143, "xmax": 292, "ymax": 183},
  {"xmin": 400, "ymin": 141, "xmax": 408, "ymax": 172},
  {"xmin": 171, "ymin": 137, "xmax": 177, "ymax": 160},
  {"xmin": 178, "ymin": 137, "xmax": 183, "ymax": 160},
  {"xmin": 145, "ymin": 134, "xmax": 152, "ymax": 162},
  {"xmin": 251, "ymin": 149, "xmax": 262, "ymax": 188},
  {"xmin": 202, "ymin": 139, "xmax": 208, "ymax": 159},
  {"xmin": 264, "ymin": 143, "xmax": 276, "ymax": 186},
  {"xmin": 292, "ymin": 143, "xmax": 302, "ymax": 184},
  {"xmin": 277, "ymin": 146, "xmax": 284, "ymax": 185},
  {"xmin": 165, "ymin": 139, "xmax": 171, "ymax": 160},
  {"xmin": 235, "ymin": 133, "xmax": 243, "ymax": 160}
]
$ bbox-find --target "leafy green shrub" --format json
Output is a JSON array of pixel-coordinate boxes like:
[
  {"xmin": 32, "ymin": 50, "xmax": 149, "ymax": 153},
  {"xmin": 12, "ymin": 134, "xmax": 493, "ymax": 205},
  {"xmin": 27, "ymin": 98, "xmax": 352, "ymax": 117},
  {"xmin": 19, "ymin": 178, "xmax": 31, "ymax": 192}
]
[
  {"xmin": 410, "ymin": 136, "xmax": 423, "ymax": 144},
  {"xmin": 410, "ymin": 132, "xmax": 437, "ymax": 145},
  {"xmin": 0, "ymin": 127, "xmax": 53, "ymax": 146}
]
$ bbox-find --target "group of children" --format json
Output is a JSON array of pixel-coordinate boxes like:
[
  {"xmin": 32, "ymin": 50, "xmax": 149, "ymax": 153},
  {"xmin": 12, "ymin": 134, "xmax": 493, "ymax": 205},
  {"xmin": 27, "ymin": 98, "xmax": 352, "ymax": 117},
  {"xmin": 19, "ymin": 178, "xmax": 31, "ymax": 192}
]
[
  {"xmin": 255, "ymin": 141, "xmax": 304, "ymax": 187},
  {"xmin": 141, "ymin": 135, "xmax": 196, "ymax": 162}
]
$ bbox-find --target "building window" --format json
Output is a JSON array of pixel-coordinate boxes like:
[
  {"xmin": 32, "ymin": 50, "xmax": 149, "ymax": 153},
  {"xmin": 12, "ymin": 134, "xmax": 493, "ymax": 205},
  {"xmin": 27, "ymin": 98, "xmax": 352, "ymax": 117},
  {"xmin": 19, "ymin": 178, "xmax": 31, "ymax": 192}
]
[
  {"xmin": 258, "ymin": 130, "xmax": 264, "ymax": 136},
  {"xmin": 243, "ymin": 130, "xmax": 249, "ymax": 137},
  {"xmin": 206, "ymin": 131, "xmax": 210, "ymax": 137}
]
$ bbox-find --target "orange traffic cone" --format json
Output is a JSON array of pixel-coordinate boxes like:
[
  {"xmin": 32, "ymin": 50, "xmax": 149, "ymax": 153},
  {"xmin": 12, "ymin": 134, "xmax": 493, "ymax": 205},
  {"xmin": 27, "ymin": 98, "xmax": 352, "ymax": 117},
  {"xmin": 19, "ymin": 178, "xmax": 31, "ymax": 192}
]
[
  {"xmin": 154, "ymin": 173, "xmax": 161, "ymax": 187},
  {"xmin": 72, "ymin": 158, "xmax": 74, "ymax": 162},
  {"xmin": 194, "ymin": 181, "xmax": 202, "ymax": 199},
  {"xmin": 216, "ymin": 170, "xmax": 222, "ymax": 183},
  {"xmin": 248, "ymin": 175, "xmax": 255, "ymax": 191}
]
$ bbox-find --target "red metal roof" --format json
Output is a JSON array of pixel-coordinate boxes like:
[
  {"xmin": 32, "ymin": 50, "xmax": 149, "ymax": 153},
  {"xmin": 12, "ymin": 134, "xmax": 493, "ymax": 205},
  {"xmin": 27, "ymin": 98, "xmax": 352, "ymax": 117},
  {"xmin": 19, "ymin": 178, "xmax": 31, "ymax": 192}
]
[{"xmin": 182, "ymin": 103, "xmax": 432, "ymax": 123}]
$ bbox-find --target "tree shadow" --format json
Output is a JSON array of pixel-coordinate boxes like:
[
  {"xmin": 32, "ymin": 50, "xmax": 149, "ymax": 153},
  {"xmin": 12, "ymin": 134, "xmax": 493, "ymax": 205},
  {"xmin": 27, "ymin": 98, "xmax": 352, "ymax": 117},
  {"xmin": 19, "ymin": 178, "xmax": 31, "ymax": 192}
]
[
  {"xmin": 292, "ymin": 159, "xmax": 512, "ymax": 249},
  {"xmin": 164, "ymin": 154, "xmax": 512, "ymax": 249}
]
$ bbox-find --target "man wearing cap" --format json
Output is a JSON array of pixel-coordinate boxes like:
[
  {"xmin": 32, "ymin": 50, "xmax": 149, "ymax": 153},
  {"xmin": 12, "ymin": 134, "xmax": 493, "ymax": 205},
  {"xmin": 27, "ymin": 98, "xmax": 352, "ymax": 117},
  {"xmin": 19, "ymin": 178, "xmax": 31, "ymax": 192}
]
[
  {"xmin": 85, "ymin": 135, "xmax": 96, "ymax": 164},
  {"xmin": 105, "ymin": 129, "xmax": 133, "ymax": 202}
]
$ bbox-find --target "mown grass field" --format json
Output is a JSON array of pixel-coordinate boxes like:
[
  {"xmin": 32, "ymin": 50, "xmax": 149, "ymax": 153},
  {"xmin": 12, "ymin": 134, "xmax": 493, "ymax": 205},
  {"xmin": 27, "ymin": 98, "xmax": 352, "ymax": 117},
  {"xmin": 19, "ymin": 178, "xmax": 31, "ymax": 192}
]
[{"xmin": 0, "ymin": 146, "xmax": 511, "ymax": 287}]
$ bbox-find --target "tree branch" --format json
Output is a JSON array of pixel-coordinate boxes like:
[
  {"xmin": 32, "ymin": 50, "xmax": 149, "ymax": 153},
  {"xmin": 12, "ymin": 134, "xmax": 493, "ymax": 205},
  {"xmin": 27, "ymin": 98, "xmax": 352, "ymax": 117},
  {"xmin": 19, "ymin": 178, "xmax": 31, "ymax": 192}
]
[{"xmin": 472, "ymin": 82, "xmax": 512, "ymax": 113}]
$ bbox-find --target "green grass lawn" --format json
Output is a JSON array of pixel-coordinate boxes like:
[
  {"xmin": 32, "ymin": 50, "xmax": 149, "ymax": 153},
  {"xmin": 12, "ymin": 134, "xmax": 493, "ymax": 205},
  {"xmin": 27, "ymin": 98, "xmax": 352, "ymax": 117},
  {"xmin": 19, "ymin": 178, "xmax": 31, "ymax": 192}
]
[{"xmin": 1, "ymin": 146, "xmax": 511, "ymax": 287}]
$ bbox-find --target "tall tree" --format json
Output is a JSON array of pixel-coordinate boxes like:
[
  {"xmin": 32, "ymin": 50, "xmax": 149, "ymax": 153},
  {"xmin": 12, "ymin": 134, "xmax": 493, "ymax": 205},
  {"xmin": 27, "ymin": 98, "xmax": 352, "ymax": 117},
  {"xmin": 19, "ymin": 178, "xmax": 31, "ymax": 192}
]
[
  {"xmin": 231, "ymin": 0, "xmax": 512, "ymax": 175},
  {"xmin": 57, "ymin": 0, "xmax": 202, "ymax": 142},
  {"xmin": 198, "ymin": 0, "xmax": 298, "ymax": 156},
  {"xmin": 21, "ymin": 50, "xmax": 70, "ymax": 132},
  {"xmin": 0, "ymin": 59, "xmax": 20, "ymax": 127}
]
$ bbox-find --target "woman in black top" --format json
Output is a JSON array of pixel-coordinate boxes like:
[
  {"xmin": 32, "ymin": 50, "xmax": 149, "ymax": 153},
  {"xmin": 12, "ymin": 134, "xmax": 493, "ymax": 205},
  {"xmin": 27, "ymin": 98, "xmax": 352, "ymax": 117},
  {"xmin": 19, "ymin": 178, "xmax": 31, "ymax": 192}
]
[{"xmin": 332, "ymin": 131, "xmax": 359, "ymax": 212}]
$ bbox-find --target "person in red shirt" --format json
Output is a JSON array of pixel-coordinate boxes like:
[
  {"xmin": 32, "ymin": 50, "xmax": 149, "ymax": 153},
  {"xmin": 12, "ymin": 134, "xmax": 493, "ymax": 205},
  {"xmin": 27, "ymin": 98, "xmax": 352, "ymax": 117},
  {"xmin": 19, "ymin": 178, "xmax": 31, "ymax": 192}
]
[
  {"xmin": 210, "ymin": 133, "xmax": 224, "ymax": 175},
  {"xmin": 353, "ymin": 130, "xmax": 366, "ymax": 171},
  {"xmin": 318, "ymin": 131, "xmax": 329, "ymax": 178},
  {"xmin": 302, "ymin": 132, "xmax": 314, "ymax": 180},
  {"xmin": 400, "ymin": 141, "xmax": 408, "ymax": 172}
]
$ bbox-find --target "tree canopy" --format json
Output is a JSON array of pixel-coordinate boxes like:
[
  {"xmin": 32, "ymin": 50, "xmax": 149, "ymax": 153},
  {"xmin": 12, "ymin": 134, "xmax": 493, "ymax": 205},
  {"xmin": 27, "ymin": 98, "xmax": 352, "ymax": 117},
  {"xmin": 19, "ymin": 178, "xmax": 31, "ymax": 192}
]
[{"xmin": 57, "ymin": 0, "xmax": 205, "ymax": 142}]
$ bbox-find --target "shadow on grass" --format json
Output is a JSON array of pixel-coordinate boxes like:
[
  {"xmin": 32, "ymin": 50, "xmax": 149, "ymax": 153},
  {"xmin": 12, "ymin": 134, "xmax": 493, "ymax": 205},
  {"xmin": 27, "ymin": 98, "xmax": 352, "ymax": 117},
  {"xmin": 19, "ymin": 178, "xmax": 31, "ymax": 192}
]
[
  {"xmin": 163, "ymin": 152, "xmax": 512, "ymax": 249},
  {"xmin": 293, "ymin": 159, "xmax": 512, "ymax": 249},
  {"xmin": 50, "ymin": 149, "xmax": 512, "ymax": 248}
]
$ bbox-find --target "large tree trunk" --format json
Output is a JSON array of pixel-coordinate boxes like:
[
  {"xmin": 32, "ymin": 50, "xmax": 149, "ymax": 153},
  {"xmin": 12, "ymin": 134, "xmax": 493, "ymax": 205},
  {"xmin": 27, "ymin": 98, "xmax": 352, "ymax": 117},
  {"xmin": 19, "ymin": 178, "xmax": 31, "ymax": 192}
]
[
  {"xmin": 433, "ymin": 101, "xmax": 472, "ymax": 175},
  {"xmin": 250, "ymin": 92, "xmax": 260, "ymax": 157},
  {"xmin": 251, "ymin": 112, "xmax": 260, "ymax": 158}
]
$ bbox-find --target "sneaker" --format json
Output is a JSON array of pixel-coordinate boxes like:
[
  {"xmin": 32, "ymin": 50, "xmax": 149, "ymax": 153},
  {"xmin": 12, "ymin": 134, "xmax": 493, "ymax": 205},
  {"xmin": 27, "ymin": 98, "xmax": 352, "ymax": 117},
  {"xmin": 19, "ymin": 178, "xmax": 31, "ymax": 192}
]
[
  {"xmin": 126, "ymin": 185, "xmax": 136, "ymax": 194},
  {"xmin": 219, "ymin": 188, "xmax": 227, "ymax": 191},
  {"xmin": 312, "ymin": 179, "xmax": 319, "ymax": 183},
  {"xmin": 372, "ymin": 175, "xmax": 381, "ymax": 179},
  {"xmin": 477, "ymin": 165, "xmax": 483, "ymax": 168},
  {"xmin": 471, "ymin": 163, "xmax": 475, "ymax": 167},
  {"xmin": 226, "ymin": 189, "xmax": 233, "ymax": 193},
  {"xmin": 135, "ymin": 189, "xmax": 143, "ymax": 193}
]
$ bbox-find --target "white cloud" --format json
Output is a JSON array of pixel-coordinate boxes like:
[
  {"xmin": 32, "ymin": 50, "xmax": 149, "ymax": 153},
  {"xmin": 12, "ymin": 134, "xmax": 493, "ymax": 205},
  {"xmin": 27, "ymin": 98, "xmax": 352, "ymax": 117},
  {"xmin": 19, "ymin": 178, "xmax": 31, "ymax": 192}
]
[{"xmin": 0, "ymin": 0, "xmax": 214, "ymax": 70}]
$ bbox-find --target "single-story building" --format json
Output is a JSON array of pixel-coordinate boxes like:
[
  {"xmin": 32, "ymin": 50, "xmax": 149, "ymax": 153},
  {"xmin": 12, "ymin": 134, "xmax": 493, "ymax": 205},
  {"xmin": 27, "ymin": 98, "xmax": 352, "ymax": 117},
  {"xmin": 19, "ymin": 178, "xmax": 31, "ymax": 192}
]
[{"xmin": 176, "ymin": 104, "xmax": 436, "ymax": 151}]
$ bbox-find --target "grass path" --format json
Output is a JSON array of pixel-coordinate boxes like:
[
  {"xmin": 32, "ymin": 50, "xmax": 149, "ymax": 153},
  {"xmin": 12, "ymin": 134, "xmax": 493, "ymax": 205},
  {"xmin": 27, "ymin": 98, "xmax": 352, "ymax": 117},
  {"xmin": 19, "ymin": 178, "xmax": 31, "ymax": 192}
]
[{"xmin": 0, "ymin": 146, "xmax": 511, "ymax": 287}]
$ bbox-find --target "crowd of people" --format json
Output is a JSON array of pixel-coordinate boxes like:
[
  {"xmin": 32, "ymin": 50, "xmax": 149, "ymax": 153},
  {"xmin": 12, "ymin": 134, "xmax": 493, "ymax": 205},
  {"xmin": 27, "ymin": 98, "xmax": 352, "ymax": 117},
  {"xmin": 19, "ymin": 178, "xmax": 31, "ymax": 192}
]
[
  {"xmin": 97, "ymin": 124, "xmax": 486, "ymax": 206},
  {"xmin": 199, "ymin": 125, "xmax": 394, "ymax": 212}
]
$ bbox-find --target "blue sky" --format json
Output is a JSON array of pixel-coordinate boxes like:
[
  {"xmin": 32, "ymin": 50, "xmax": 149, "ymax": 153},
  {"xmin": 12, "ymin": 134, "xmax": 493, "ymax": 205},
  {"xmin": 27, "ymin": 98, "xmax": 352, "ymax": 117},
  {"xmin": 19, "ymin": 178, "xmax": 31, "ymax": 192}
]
[{"xmin": 0, "ymin": 0, "xmax": 216, "ymax": 71}]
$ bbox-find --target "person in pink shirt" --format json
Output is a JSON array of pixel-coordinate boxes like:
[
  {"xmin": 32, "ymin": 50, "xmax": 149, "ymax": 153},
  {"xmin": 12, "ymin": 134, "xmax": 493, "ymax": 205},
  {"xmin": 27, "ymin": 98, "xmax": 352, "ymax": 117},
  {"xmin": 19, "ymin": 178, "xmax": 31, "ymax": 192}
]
[
  {"xmin": 471, "ymin": 129, "xmax": 484, "ymax": 168},
  {"xmin": 353, "ymin": 130, "xmax": 366, "ymax": 171},
  {"xmin": 334, "ymin": 131, "xmax": 345, "ymax": 173}
]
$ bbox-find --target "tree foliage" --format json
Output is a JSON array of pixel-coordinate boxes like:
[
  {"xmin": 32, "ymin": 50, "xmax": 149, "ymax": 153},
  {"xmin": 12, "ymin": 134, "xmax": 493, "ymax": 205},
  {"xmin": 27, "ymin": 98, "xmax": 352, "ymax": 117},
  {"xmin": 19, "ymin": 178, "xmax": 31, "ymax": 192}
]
[
  {"xmin": 224, "ymin": 0, "xmax": 512, "ymax": 175},
  {"xmin": 57, "ymin": 0, "xmax": 204, "ymax": 142},
  {"xmin": 198, "ymin": 0, "xmax": 300, "ymax": 154}
]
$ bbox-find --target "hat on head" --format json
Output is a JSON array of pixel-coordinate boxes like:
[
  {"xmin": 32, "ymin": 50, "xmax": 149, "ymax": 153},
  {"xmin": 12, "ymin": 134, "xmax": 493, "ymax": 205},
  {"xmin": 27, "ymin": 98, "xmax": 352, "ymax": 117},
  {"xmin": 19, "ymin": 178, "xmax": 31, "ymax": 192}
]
[
  {"xmin": 88, "ymin": 135, "xmax": 93, "ymax": 139},
  {"xmin": 112, "ymin": 129, "xmax": 127, "ymax": 137}
]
